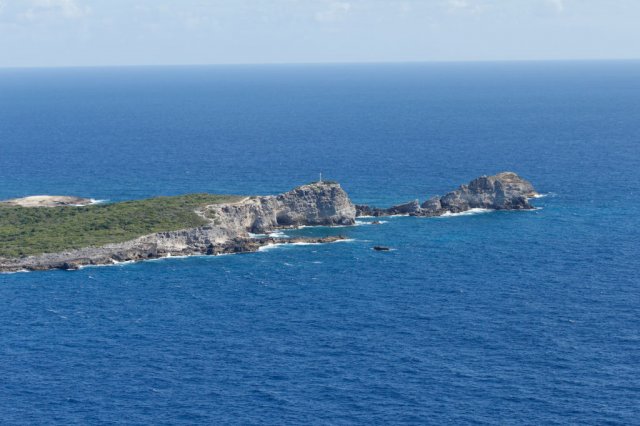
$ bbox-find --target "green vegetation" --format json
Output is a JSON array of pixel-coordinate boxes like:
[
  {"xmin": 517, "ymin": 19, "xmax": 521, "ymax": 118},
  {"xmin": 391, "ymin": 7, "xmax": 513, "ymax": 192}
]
[{"xmin": 0, "ymin": 193, "xmax": 242, "ymax": 258}]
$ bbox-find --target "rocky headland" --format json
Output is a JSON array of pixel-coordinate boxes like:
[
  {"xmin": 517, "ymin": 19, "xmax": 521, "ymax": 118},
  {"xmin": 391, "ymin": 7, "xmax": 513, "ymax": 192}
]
[
  {"xmin": 0, "ymin": 182, "xmax": 355, "ymax": 272},
  {"xmin": 0, "ymin": 173, "xmax": 538, "ymax": 272},
  {"xmin": 355, "ymin": 172, "xmax": 537, "ymax": 217}
]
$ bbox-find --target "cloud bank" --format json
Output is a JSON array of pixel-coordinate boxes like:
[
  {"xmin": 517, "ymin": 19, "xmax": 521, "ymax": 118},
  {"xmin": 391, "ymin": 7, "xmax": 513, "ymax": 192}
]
[{"xmin": 0, "ymin": 0, "xmax": 638, "ymax": 67}]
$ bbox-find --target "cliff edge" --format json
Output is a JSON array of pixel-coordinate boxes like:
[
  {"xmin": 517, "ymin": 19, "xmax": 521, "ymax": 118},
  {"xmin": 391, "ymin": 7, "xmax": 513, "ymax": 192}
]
[{"xmin": 204, "ymin": 181, "xmax": 356, "ymax": 234}]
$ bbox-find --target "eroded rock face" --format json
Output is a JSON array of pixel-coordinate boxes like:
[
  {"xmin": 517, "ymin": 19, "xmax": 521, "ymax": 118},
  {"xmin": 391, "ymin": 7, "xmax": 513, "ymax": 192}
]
[
  {"xmin": 205, "ymin": 182, "xmax": 356, "ymax": 233},
  {"xmin": 440, "ymin": 172, "xmax": 537, "ymax": 212},
  {"xmin": 356, "ymin": 172, "xmax": 538, "ymax": 217}
]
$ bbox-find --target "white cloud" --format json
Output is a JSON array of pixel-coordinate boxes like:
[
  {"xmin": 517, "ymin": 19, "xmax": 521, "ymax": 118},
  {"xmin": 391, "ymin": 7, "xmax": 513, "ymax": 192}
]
[
  {"xmin": 547, "ymin": 0, "xmax": 565, "ymax": 13},
  {"xmin": 446, "ymin": 0, "xmax": 484, "ymax": 14},
  {"xmin": 23, "ymin": 0, "xmax": 89, "ymax": 20},
  {"xmin": 315, "ymin": 1, "xmax": 351, "ymax": 23}
]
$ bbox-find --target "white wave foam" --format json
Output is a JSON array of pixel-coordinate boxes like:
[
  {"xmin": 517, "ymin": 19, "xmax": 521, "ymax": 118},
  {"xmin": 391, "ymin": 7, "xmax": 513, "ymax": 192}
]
[
  {"xmin": 529, "ymin": 192, "xmax": 555, "ymax": 199},
  {"xmin": 268, "ymin": 231, "xmax": 289, "ymax": 238},
  {"xmin": 355, "ymin": 220, "xmax": 387, "ymax": 225},
  {"xmin": 291, "ymin": 238, "xmax": 355, "ymax": 246},
  {"xmin": 296, "ymin": 224, "xmax": 352, "ymax": 229},
  {"xmin": 89, "ymin": 199, "xmax": 109, "ymax": 205},
  {"xmin": 0, "ymin": 269, "xmax": 30, "ymax": 274},
  {"xmin": 78, "ymin": 259, "xmax": 136, "ymax": 269},
  {"xmin": 68, "ymin": 198, "xmax": 109, "ymax": 207},
  {"xmin": 258, "ymin": 238, "xmax": 355, "ymax": 251},
  {"xmin": 79, "ymin": 252, "xmax": 218, "ymax": 269},
  {"xmin": 437, "ymin": 208, "xmax": 493, "ymax": 218}
]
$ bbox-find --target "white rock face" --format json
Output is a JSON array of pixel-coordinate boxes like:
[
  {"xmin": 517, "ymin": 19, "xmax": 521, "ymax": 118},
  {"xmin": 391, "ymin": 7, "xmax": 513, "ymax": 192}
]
[{"xmin": 204, "ymin": 182, "xmax": 356, "ymax": 233}]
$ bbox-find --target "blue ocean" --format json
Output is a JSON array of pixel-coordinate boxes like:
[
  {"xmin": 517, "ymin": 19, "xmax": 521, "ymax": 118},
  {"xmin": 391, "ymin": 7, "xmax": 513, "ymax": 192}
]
[{"xmin": 1, "ymin": 62, "xmax": 639, "ymax": 424}]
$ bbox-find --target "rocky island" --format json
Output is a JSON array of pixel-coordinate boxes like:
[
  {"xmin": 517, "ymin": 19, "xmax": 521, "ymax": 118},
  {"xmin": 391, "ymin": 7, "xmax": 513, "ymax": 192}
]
[
  {"xmin": 0, "ymin": 172, "xmax": 537, "ymax": 272},
  {"xmin": 355, "ymin": 172, "xmax": 538, "ymax": 217}
]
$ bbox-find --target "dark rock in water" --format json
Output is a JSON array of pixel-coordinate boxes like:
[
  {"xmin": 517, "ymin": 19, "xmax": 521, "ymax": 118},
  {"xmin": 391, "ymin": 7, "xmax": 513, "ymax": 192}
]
[
  {"xmin": 388, "ymin": 199, "xmax": 421, "ymax": 215},
  {"xmin": 356, "ymin": 200, "xmax": 420, "ymax": 217},
  {"xmin": 373, "ymin": 246, "xmax": 391, "ymax": 251},
  {"xmin": 371, "ymin": 221, "xmax": 382, "ymax": 225},
  {"xmin": 355, "ymin": 172, "xmax": 538, "ymax": 218},
  {"xmin": 355, "ymin": 204, "xmax": 380, "ymax": 217}
]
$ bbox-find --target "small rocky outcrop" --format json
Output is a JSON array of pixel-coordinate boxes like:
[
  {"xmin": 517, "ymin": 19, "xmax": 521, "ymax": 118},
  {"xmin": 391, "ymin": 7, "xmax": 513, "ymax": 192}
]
[
  {"xmin": 356, "ymin": 199, "xmax": 421, "ymax": 217},
  {"xmin": 356, "ymin": 172, "xmax": 538, "ymax": 217}
]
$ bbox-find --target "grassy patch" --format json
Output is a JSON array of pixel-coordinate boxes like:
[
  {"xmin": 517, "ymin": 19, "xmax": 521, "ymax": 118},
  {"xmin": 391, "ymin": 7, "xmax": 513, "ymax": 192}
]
[{"xmin": 0, "ymin": 193, "xmax": 241, "ymax": 258}]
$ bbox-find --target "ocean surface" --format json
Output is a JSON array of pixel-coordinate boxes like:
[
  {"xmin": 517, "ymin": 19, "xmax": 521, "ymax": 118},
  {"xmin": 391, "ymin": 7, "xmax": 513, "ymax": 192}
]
[{"xmin": 1, "ymin": 62, "xmax": 639, "ymax": 424}]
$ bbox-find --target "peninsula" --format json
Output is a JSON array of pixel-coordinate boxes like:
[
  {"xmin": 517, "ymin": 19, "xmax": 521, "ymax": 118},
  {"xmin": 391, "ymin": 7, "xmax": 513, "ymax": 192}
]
[{"xmin": 0, "ymin": 172, "xmax": 537, "ymax": 272}]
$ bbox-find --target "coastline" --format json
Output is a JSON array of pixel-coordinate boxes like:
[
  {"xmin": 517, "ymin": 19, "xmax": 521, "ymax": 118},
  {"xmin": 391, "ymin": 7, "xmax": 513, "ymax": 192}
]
[
  {"xmin": 0, "ymin": 172, "xmax": 538, "ymax": 273},
  {"xmin": 0, "ymin": 234, "xmax": 350, "ymax": 273}
]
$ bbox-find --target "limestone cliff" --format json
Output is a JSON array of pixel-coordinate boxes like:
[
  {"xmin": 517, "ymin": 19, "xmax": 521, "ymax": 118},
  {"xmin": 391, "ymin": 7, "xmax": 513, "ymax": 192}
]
[
  {"xmin": 204, "ymin": 181, "xmax": 356, "ymax": 234},
  {"xmin": 356, "ymin": 172, "xmax": 538, "ymax": 217}
]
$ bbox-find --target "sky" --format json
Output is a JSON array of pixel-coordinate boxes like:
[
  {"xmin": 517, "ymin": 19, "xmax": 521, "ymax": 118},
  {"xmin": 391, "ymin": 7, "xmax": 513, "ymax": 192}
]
[{"xmin": 0, "ymin": 0, "xmax": 638, "ymax": 67}]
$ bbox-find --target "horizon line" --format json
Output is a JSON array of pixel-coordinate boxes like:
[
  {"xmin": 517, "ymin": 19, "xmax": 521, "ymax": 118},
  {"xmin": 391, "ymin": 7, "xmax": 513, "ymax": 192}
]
[{"xmin": 1, "ymin": 57, "xmax": 639, "ymax": 71}]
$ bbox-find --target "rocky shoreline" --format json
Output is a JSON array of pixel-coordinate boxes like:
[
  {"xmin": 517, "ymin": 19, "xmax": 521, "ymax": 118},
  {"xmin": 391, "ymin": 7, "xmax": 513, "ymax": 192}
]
[
  {"xmin": 0, "ymin": 182, "xmax": 356, "ymax": 272},
  {"xmin": 0, "ymin": 235, "xmax": 346, "ymax": 272},
  {"xmin": 0, "ymin": 172, "xmax": 538, "ymax": 272},
  {"xmin": 355, "ymin": 172, "xmax": 537, "ymax": 217}
]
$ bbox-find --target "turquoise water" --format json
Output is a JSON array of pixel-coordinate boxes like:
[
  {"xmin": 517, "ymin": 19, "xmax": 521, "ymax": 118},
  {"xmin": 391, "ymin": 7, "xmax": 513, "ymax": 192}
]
[{"xmin": 1, "ymin": 62, "xmax": 639, "ymax": 424}]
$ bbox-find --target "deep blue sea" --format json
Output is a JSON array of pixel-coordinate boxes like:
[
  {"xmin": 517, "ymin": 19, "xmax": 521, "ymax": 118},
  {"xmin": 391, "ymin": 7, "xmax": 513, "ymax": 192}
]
[{"xmin": 1, "ymin": 62, "xmax": 639, "ymax": 424}]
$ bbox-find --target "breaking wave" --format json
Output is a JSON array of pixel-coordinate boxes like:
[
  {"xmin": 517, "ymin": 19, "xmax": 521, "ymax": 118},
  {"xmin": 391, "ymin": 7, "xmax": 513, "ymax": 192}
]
[
  {"xmin": 258, "ymin": 238, "xmax": 356, "ymax": 252},
  {"xmin": 437, "ymin": 208, "xmax": 493, "ymax": 218}
]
